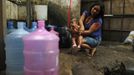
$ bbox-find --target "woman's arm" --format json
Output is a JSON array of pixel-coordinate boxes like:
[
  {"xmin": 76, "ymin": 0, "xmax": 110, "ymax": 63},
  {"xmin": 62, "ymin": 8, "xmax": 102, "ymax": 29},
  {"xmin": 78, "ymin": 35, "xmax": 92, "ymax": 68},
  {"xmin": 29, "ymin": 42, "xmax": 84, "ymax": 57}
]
[
  {"xmin": 80, "ymin": 22, "xmax": 101, "ymax": 35},
  {"xmin": 79, "ymin": 13, "xmax": 85, "ymax": 31}
]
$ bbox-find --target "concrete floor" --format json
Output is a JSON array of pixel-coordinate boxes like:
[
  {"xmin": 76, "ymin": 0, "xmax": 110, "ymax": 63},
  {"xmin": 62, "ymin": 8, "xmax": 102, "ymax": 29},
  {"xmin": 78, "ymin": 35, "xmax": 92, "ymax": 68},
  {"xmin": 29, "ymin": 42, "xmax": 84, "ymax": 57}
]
[
  {"xmin": 59, "ymin": 41, "xmax": 134, "ymax": 75},
  {"xmin": 1, "ymin": 41, "xmax": 134, "ymax": 75}
]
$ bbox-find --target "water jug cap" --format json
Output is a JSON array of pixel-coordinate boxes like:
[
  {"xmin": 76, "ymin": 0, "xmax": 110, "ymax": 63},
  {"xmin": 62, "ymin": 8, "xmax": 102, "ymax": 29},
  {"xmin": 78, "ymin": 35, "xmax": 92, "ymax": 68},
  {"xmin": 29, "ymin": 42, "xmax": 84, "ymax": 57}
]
[
  {"xmin": 7, "ymin": 21, "xmax": 14, "ymax": 29},
  {"xmin": 38, "ymin": 20, "xmax": 45, "ymax": 29},
  {"xmin": 17, "ymin": 22, "xmax": 25, "ymax": 29}
]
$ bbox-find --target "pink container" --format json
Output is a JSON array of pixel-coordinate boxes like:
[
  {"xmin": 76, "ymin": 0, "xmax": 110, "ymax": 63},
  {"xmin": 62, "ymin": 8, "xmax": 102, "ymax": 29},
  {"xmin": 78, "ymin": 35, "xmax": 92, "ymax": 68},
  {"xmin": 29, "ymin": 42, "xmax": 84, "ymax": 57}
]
[{"xmin": 23, "ymin": 20, "xmax": 59, "ymax": 75}]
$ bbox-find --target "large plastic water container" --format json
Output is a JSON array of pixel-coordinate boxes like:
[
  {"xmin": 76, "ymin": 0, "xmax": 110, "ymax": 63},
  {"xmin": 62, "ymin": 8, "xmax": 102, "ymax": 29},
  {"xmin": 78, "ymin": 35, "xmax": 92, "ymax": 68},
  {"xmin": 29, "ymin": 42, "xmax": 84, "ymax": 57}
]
[
  {"xmin": 23, "ymin": 20, "xmax": 59, "ymax": 75},
  {"xmin": 28, "ymin": 21, "xmax": 37, "ymax": 32},
  {"xmin": 7, "ymin": 21, "xmax": 15, "ymax": 34},
  {"xmin": 5, "ymin": 22, "xmax": 29, "ymax": 75}
]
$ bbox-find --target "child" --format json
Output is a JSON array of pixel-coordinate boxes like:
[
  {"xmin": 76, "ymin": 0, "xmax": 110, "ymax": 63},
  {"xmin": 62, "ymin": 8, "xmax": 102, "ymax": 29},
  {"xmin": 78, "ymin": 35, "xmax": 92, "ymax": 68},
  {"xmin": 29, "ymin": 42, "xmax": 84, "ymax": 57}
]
[{"xmin": 70, "ymin": 18, "xmax": 81, "ymax": 48}]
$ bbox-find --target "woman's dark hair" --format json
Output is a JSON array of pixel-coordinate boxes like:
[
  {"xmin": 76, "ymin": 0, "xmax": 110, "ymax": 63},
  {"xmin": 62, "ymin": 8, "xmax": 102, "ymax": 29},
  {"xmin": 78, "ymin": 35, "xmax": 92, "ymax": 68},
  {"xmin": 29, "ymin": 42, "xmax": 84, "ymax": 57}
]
[{"xmin": 88, "ymin": 2, "xmax": 105, "ymax": 18}]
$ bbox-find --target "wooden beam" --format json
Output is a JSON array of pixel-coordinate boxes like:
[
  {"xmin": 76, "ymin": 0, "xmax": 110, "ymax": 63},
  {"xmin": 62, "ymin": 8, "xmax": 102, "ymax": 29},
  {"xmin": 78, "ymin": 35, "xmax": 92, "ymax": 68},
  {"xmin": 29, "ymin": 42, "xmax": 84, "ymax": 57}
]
[
  {"xmin": 26, "ymin": 0, "xmax": 32, "ymax": 27},
  {"xmin": 7, "ymin": 0, "xmax": 19, "ymax": 5},
  {"xmin": 0, "ymin": 0, "xmax": 6, "ymax": 71},
  {"xmin": 8, "ymin": 0, "xmax": 26, "ymax": 6}
]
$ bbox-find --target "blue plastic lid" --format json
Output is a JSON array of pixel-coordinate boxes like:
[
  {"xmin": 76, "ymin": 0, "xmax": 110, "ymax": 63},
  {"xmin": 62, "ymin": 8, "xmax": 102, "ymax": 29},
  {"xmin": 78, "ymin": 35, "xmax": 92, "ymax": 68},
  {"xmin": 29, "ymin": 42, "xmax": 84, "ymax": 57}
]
[{"xmin": 7, "ymin": 21, "xmax": 14, "ymax": 29}]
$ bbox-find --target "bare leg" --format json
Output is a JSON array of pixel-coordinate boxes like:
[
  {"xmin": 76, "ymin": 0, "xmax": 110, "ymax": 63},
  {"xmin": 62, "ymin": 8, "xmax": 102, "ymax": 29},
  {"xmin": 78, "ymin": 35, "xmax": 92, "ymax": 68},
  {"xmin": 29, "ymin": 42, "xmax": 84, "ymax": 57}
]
[
  {"xmin": 81, "ymin": 44, "xmax": 92, "ymax": 49},
  {"xmin": 77, "ymin": 35, "xmax": 83, "ymax": 48},
  {"xmin": 81, "ymin": 44, "xmax": 96, "ymax": 56},
  {"xmin": 80, "ymin": 38, "xmax": 96, "ymax": 56},
  {"xmin": 91, "ymin": 48, "xmax": 96, "ymax": 56},
  {"xmin": 81, "ymin": 44, "xmax": 92, "ymax": 54},
  {"xmin": 72, "ymin": 37, "xmax": 77, "ymax": 47}
]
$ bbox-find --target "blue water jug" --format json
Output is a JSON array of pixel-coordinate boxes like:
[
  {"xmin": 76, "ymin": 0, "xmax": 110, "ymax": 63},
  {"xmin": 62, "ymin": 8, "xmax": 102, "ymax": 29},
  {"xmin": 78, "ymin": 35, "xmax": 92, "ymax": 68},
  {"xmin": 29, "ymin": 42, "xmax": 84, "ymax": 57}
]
[
  {"xmin": 5, "ymin": 22, "xmax": 29, "ymax": 75},
  {"xmin": 23, "ymin": 22, "xmax": 29, "ymax": 32},
  {"xmin": 7, "ymin": 21, "xmax": 15, "ymax": 34}
]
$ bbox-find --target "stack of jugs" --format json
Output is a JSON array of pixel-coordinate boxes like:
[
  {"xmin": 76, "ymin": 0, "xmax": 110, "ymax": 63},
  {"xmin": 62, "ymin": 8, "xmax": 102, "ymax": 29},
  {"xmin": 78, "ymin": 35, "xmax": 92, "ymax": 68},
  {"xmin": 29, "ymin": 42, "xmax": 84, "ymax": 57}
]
[
  {"xmin": 7, "ymin": 21, "xmax": 15, "ymax": 34},
  {"xmin": 5, "ymin": 22, "xmax": 29, "ymax": 75},
  {"xmin": 23, "ymin": 20, "xmax": 59, "ymax": 75}
]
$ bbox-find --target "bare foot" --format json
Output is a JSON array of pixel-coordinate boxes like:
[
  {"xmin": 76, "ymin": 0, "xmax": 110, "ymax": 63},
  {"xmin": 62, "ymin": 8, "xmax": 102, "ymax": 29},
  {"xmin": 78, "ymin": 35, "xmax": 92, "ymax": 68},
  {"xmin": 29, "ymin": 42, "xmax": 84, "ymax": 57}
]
[
  {"xmin": 86, "ymin": 53, "xmax": 92, "ymax": 57},
  {"xmin": 91, "ymin": 48, "xmax": 96, "ymax": 56},
  {"xmin": 72, "ymin": 44, "xmax": 77, "ymax": 48},
  {"xmin": 77, "ymin": 45, "xmax": 80, "ymax": 48},
  {"xmin": 85, "ymin": 49, "xmax": 92, "ymax": 56}
]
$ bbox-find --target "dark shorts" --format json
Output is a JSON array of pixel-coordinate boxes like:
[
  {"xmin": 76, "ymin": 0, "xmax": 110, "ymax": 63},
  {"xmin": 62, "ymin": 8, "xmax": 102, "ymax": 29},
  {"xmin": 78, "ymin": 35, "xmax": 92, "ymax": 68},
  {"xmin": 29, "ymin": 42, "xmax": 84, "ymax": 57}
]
[{"xmin": 84, "ymin": 36, "xmax": 101, "ymax": 48}]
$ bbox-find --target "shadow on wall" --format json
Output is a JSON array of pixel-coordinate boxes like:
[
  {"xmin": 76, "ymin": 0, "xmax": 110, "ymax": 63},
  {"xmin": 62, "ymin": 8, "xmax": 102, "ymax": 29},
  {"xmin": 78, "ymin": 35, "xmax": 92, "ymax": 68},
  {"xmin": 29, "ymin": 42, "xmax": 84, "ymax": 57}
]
[{"xmin": 48, "ymin": 2, "xmax": 67, "ymax": 27}]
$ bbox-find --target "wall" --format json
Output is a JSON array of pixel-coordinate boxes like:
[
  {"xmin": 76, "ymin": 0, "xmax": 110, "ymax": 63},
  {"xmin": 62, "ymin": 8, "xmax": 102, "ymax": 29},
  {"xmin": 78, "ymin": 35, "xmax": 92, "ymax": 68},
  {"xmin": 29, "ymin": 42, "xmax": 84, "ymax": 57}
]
[
  {"xmin": 6, "ymin": 0, "xmax": 18, "ymax": 19},
  {"xmin": 0, "ymin": 0, "xmax": 6, "ymax": 71},
  {"xmin": 104, "ymin": 0, "xmax": 134, "ymax": 31},
  {"xmin": 103, "ymin": 0, "xmax": 134, "ymax": 41},
  {"xmin": 18, "ymin": 6, "xmax": 26, "ymax": 20},
  {"xmin": 17, "ymin": 0, "xmax": 80, "ymax": 26}
]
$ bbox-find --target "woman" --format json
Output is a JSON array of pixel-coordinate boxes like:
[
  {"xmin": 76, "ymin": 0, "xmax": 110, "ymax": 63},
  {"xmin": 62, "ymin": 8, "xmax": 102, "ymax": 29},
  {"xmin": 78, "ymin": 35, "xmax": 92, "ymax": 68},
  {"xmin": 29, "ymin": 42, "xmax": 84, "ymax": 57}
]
[{"xmin": 78, "ymin": 3, "xmax": 104, "ymax": 56}]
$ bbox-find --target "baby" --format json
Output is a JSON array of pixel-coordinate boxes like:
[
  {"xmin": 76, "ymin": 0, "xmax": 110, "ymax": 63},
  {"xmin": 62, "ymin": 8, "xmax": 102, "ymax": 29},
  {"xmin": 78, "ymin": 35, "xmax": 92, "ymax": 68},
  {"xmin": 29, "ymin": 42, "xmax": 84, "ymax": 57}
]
[{"xmin": 70, "ymin": 18, "xmax": 81, "ymax": 48}]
